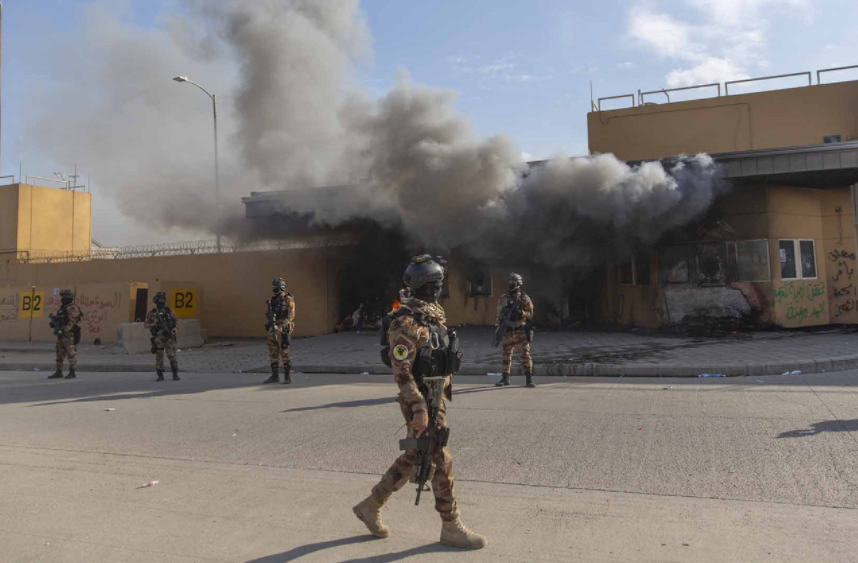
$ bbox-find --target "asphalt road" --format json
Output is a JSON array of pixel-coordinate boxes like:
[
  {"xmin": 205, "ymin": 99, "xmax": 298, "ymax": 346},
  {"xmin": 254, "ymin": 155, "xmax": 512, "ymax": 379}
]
[{"xmin": 1, "ymin": 370, "xmax": 857, "ymax": 562}]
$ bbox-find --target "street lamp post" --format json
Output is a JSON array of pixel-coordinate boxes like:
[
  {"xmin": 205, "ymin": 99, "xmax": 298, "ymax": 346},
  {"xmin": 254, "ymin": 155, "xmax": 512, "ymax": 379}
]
[{"xmin": 173, "ymin": 75, "xmax": 221, "ymax": 252}]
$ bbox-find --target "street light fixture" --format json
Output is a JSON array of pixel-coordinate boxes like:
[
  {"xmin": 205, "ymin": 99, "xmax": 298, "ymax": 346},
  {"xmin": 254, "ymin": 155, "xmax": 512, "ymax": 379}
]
[{"xmin": 172, "ymin": 75, "xmax": 221, "ymax": 252}]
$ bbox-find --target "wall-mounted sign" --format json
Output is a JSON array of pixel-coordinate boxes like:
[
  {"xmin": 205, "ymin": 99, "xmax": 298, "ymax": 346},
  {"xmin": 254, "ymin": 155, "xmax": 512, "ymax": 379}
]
[{"xmin": 170, "ymin": 289, "xmax": 198, "ymax": 318}]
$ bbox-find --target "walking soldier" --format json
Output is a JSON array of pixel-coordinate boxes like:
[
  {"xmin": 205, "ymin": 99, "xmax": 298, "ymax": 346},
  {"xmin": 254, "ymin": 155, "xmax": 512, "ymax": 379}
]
[
  {"xmin": 494, "ymin": 273, "xmax": 535, "ymax": 388},
  {"xmin": 353, "ymin": 255, "xmax": 487, "ymax": 549}
]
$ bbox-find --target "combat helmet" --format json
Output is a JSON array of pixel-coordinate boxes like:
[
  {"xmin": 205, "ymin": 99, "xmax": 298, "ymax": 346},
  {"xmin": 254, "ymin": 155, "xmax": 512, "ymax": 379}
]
[
  {"xmin": 272, "ymin": 277, "xmax": 287, "ymax": 294},
  {"xmin": 403, "ymin": 255, "xmax": 446, "ymax": 301},
  {"xmin": 508, "ymin": 272, "xmax": 523, "ymax": 292}
]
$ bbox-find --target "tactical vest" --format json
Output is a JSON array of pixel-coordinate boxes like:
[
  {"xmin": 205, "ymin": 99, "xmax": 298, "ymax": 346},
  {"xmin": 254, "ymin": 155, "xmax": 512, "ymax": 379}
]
[{"xmin": 380, "ymin": 308, "xmax": 462, "ymax": 380}]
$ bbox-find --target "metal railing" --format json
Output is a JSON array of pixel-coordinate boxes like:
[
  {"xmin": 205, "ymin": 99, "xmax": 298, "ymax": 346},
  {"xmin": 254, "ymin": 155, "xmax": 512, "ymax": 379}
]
[
  {"xmin": 596, "ymin": 64, "xmax": 858, "ymax": 111},
  {"xmin": 818, "ymin": 64, "xmax": 858, "ymax": 84},
  {"xmin": 16, "ymin": 236, "xmax": 360, "ymax": 264},
  {"xmin": 639, "ymin": 83, "xmax": 720, "ymax": 105},
  {"xmin": 724, "ymin": 71, "xmax": 812, "ymax": 95},
  {"xmin": 0, "ymin": 175, "xmax": 15, "ymax": 185},
  {"xmin": 597, "ymin": 93, "xmax": 635, "ymax": 111}
]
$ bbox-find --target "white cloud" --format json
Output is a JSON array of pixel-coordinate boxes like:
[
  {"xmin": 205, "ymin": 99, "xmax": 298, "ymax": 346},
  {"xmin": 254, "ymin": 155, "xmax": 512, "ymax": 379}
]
[
  {"xmin": 617, "ymin": 61, "xmax": 636, "ymax": 70},
  {"xmin": 501, "ymin": 73, "xmax": 553, "ymax": 83},
  {"xmin": 666, "ymin": 56, "xmax": 748, "ymax": 87},
  {"xmin": 478, "ymin": 62, "xmax": 517, "ymax": 74},
  {"xmin": 521, "ymin": 152, "xmax": 534, "ymax": 161},
  {"xmin": 628, "ymin": 1, "xmax": 811, "ymax": 87}
]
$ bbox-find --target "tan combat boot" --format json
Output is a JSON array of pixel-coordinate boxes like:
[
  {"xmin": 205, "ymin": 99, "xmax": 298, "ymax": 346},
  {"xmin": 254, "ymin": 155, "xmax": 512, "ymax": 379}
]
[
  {"xmin": 440, "ymin": 517, "xmax": 487, "ymax": 549},
  {"xmin": 352, "ymin": 496, "xmax": 390, "ymax": 538}
]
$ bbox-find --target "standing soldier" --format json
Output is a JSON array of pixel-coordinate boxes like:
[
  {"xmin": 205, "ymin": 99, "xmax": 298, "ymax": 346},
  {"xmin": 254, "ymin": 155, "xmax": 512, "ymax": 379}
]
[
  {"xmin": 353, "ymin": 255, "xmax": 486, "ymax": 549},
  {"xmin": 495, "ymin": 273, "xmax": 535, "ymax": 388},
  {"xmin": 144, "ymin": 292, "xmax": 179, "ymax": 381},
  {"xmin": 47, "ymin": 289, "xmax": 82, "ymax": 380},
  {"xmin": 263, "ymin": 278, "xmax": 296, "ymax": 385}
]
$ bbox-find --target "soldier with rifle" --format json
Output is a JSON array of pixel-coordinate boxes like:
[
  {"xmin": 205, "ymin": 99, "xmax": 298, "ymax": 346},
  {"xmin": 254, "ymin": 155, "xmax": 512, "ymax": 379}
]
[
  {"xmin": 353, "ymin": 255, "xmax": 486, "ymax": 549},
  {"xmin": 263, "ymin": 278, "xmax": 296, "ymax": 385},
  {"xmin": 493, "ymin": 273, "xmax": 535, "ymax": 388},
  {"xmin": 144, "ymin": 292, "xmax": 179, "ymax": 381},
  {"xmin": 47, "ymin": 289, "xmax": 82, "ymax": 380}
]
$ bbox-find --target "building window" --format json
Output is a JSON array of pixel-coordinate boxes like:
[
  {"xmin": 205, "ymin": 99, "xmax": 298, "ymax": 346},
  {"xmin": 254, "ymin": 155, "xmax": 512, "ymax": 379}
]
[
  {"xmin": 727, "ymin": 240, "xmax": 771, "ymax": 282},
  {"xmin": 468, "ymin": 271, "xmax": 492, "ymax": 297},
  {"xmin": 619, "ymin": 255, "xmax": 650, "ymax": 286},
  {"xmin": 659, "ymin": 246, "xmax": 690, "ymax": 284},
  {"xmin": 635, "ymin": 254, "xmax": 650, "ymax": 285},
  {"xmin": 779, "ymin": 239, "xmax": 817, "ymax": 280},
  {"xmin": 619, "ymin": 260, "xmax": 634, "ymax": 285}
]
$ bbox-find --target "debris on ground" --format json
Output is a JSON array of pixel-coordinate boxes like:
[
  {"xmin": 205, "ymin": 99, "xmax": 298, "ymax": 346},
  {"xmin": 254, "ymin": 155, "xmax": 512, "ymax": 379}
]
[
  {"xmin": 662, "ymin": 386, "xmax": 672, "ymax": 390},
  {"xmin": 139, "ymin": 480, "xmax": 159, "ymax": 488},
  {"xmin": 104, "ymin": 408, "xmax": 115, "ymax": 412},
  {"xmin": 798, "ymin": 430, "xmax": 819, "ymax": 435},
  {"xmin": 698, "ymin": 373, "xmax": 726, "ymax": 378},
  {"xmin": 781, "ymin": 370, "xmax": 802, "ymax": 375}
]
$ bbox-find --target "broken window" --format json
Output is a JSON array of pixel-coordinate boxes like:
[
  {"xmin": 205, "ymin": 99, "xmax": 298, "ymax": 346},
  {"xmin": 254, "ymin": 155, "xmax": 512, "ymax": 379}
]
[
  {"xmin": 694, "ymin": 243, "xmax": 727, "ymax": 286},
  {"xmin": 779, "ymin": 239, "xmax": 816, "ymax": 280},
  {"xmin": 727, "ymin": 239, "xmax": 771, "ymax": 282},
  {"xmin": 619, "ymin": 260, "xmax": 634, "ymax": 285},
  {"xmin": 634, "ymin": 254, "xmax": 650, "ymax": 285},
  {"xmin": 799, "ymin": 240, "xmax": 817, "ymax": 278},
  {"xmin": 468, "ymin": 270, "xmax": 492, "ymax": 297},
  {"xmin": 659, "ymin": 246, "xmax": 690, "ymax": 284}
]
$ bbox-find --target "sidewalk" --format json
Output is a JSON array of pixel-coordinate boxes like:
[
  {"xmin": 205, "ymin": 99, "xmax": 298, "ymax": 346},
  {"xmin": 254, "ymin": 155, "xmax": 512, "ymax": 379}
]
[{"xmin": 3, "ymin": 326, "xmax": 858, "ymax": 377}]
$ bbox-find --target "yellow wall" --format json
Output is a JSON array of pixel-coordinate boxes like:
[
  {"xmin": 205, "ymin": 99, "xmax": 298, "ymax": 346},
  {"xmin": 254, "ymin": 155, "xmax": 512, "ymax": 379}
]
[
  {"xmin": 0, "ymin": 283, "xmax": 142, "ymax": 342},
  {"xmin": 0, "ymin": 184, "xmax": 92, "ymax": 254},
  {"xmin": 821, "ymin": 188, "xmax": 858, "ymax": 324},
  {"xmin": 1, "ymin": 248, "xmax": 341, "ymax": 340},
  {"xmin": 588, "ymin": 80, "xmax": 858, "ymax": 160}
]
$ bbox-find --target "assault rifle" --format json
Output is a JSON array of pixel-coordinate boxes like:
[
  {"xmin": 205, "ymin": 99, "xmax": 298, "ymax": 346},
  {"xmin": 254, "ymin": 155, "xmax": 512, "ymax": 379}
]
[
  {"xmin": 49, "ymin": 309, "xmax": 70, "ymax": 337},
  {"xmin": 399, "ymin": 376, "xmax": 451, "ymax": 506},
  {"xmin": 151, "ymin": 308, "xmax": 176, "ymax": 338},
  {"xmin": 265, "ymin": 298, "xmax": 291, "ymax": 348},
  {"xmin": 492, "ymin": 296, "xmax": 522, "ymax": 347}
]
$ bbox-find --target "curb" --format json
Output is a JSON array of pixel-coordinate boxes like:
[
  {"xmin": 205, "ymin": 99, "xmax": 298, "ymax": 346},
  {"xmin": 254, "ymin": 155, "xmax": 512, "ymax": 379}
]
[{"xmin": 6, "ymin": 357, "xmax": 858, "ymax": 377}]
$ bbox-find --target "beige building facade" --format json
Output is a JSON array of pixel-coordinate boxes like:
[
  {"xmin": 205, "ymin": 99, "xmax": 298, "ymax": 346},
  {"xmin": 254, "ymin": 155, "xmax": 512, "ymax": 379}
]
[{"xmin": 592, "ymin": 75, "xmax": 858, "ymax": 329}]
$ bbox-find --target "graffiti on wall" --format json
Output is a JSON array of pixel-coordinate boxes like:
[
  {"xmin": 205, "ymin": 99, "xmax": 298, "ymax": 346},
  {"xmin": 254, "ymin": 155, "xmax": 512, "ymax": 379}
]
[
  {"xmin": 774, "ymin": 280, "xmax": 826, "ymax": 326},
  {"xmin": 46, "ymin": 291, "xmax": 124, "ymax": 335},
  {"xmin": 828, "ymin": 248, "xmax": 857, "ymax": 319},
  {"xmin": 0, "ymin": 292, "xmax": 19, "ymax": 324}
]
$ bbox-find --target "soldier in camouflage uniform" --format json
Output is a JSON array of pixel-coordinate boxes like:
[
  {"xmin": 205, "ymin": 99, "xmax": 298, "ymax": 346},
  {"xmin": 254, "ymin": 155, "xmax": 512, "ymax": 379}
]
[
  {"xmin": 353, "ymin": 255, "xmax": 487, "ymax": 550},
  {"xmin": 144, "ymin": 292, "xmax": 179, "ymax": 381},
  {"xmin": 263, "ymin": 278, "xmax": 296, "ymax": 385},
  {"xmin": 496, "ymin": 273, "xmax": 535, "ymax": 388},
  {"xmin": 48, "ymin": 289, "xmax": 82, "ymax": 380}
]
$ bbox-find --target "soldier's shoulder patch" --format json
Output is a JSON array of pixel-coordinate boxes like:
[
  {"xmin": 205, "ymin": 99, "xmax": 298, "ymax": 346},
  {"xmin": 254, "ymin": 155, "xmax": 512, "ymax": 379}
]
[{"xmin": 392, "ymin": 344, "xmax": 410, "ymax": 361}]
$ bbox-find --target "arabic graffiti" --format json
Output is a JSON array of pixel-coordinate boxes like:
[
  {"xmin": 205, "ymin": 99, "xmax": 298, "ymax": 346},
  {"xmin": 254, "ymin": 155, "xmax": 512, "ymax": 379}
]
[
  {"xmin": 828, "ymin": 246, "xmax": 857, "ymax": 319},
  {"xmin": 47, "ymin": 291, "xmax": 123, "ymax": 334},
  {"xmin": 775, "ymin": 280, "xmax": 827, "ymax": 326}
]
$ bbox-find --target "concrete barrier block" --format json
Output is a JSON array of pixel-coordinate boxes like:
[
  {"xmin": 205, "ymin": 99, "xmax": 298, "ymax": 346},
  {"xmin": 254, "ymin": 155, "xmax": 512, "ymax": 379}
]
[{"xmin": 113, "ymin": 319, "xmax": 204, "ymax": 355}]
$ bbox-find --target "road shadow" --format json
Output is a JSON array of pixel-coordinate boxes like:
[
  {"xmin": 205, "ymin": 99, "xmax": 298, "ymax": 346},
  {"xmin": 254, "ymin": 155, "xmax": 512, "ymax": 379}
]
[
  {"xmin": 778, "ymin": 419, "xmax": 858, "ymax": 438},
  {"xmin": 246, "ymin": 536, "xmax": 449, "ymax": 563},
  {"xmin": 245, "ymin": 535, "xmax": 377, "ymax": 562},
  {"xmin": 284, "ymin": 396, "xmax": 396, "ymax": 412}
]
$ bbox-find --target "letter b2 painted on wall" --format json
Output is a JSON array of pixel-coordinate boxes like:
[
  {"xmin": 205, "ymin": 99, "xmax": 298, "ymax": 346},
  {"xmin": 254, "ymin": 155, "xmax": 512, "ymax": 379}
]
[
  {"xmin": 170, "ymin": 289, "xmax": 198, "ymax": 319},
  {"xmin": 20, "ymin": 292, "xmax": 44, "ymax": 318}
]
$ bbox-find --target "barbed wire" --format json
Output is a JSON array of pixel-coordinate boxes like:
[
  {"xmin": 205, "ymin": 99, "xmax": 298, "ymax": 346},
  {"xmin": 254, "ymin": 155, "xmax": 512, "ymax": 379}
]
[{"xmin": 17, "ymin": 235, "xmax": 359, "ymax": 264}]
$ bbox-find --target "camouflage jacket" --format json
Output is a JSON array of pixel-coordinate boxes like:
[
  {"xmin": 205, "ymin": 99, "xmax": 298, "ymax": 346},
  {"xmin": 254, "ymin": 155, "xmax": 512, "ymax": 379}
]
[
  {"xmin": 388, "ymin": 292, "xmax": 451, "ymax": 414},
  {"xmin": 496, "ymin": 291, "xmax": 534, "ymax": 329},
  {"xmin": 56, "ymin": 304, "xmax": 83, "ymax": 329},
  {"xmin": 267, "ymin": 293, "xmax": 296, "ymax": 332},
  {"xmin": 144, "ymin": 307, "xmax": 178, "ymax": 336}
]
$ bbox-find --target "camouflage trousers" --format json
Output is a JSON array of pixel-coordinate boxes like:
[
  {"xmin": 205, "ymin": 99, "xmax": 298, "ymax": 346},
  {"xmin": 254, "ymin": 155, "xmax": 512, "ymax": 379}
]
[
  {"xmin": 267, "ymin": 328, "xmax": 292, "ymax": 367},
  {"xmin": 370, "ymin": 396, "xmax": 458, "ymax": 522},
  {"xmin": 55, "ymin": 335, "xmax": 77, "ymax": 370},
  {"xmin": 152, "ymin": 335, "xmax": 177, "ymax": 371},
  {"xmin": 501, "ymin": 330, "xmax": 532, "ymax": 375}
]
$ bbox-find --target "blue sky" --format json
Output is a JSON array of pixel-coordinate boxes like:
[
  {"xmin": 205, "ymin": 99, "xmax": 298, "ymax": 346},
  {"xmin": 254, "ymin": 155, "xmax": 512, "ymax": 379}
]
[{"xmin": 2, "ymin": 0, "xmax": 858, "ymax": 243}]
